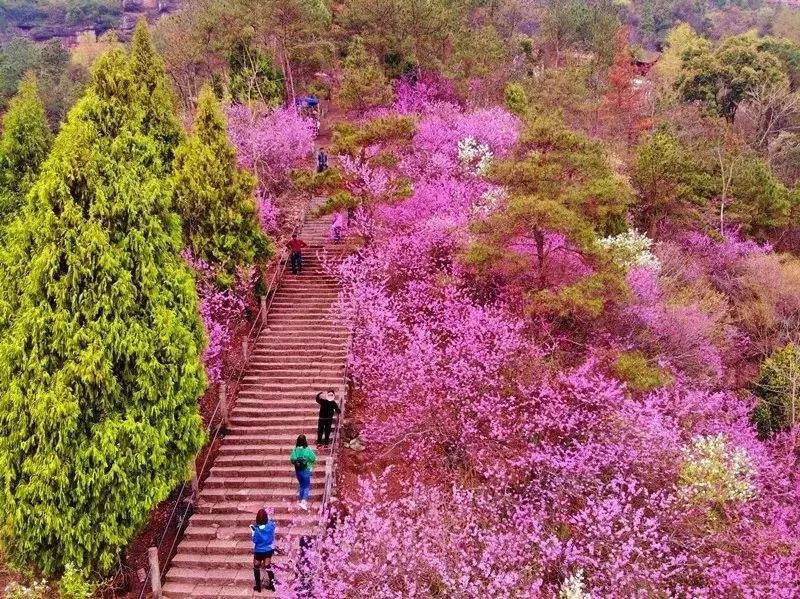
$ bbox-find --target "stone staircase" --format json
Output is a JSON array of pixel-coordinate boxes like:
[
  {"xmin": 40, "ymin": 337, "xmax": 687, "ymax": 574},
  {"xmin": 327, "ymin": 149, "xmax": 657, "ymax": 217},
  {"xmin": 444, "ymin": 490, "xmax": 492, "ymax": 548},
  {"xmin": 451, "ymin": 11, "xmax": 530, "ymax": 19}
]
[{"xmin": 162, "ymin": 213, "xmax": 347, "ymax": 598}]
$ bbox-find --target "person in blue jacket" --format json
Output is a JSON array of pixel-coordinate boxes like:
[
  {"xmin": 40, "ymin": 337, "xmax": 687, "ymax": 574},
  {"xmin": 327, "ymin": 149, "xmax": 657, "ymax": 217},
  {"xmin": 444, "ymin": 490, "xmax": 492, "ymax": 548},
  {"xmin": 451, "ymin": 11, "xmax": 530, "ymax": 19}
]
[{"xmin": 251, "ymin": 508, "xmax": 277, "ymax": 592}]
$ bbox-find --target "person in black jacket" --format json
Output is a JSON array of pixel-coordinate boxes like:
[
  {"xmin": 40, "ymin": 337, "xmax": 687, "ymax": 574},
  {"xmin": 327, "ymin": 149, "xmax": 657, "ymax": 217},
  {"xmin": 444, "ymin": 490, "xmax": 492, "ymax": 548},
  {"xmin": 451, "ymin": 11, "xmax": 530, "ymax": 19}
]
[{"xmin": 315, "ymin": 389, "xmax": 340, "ymax": 446}]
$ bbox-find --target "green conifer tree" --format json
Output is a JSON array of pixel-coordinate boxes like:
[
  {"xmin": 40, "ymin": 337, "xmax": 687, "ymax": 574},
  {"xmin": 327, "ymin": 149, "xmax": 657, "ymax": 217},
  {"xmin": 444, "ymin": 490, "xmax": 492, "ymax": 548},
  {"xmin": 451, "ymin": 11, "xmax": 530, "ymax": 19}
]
[
  {"xmin": 172, "ymin": 85, "xmax": 269, "ymax": 276},
  {"xmin": 337, "ymin": 36, "xmax": 394, "ymax": 112},
  {"xmin": 129, "ymin": 18, "xmax": 183, "ymax": 168},
  {"xmin": 0, "ymin": 48, "xmax": 206, "ymax": 576},
  {"xmin": 0, "ymin": 74, "xmax": 51, "ymax": 218}
]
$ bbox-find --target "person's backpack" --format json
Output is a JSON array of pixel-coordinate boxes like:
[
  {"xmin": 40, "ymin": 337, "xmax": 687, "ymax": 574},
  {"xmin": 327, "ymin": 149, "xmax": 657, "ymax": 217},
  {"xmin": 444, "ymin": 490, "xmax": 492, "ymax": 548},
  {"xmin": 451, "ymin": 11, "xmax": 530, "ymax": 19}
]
[{"xmin": 293, "ymin": 457, "xmax": 307, "ymax": 472}]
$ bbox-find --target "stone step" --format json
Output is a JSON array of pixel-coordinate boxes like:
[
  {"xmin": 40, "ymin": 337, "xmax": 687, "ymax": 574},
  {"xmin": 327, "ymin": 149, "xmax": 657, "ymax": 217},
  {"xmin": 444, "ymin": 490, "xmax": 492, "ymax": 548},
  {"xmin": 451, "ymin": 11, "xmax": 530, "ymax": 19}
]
[
  {"xmin": 213, "ymin": 454, "xmax": 331, "ymax": 468},
  {"xmin": 198, "ymin": 487, "xmax": 324, "ymax": 503},
  {"xmin": 235, "ymin": 383, "xmax": 343, "ymax": 394},
  {"xmin": 183, "ymin": 525, "xmax": 315, "ymax": 543},
  {"xmin": 161, "ymin": 580, "xmax": 274, "ymax": 598},
  {"xmin": 229, "ymin": 407, "xmax": 322, "ymax": 418},
  {"xmin": 195, "ymin": 499, "xmax": 322, "ymax": 516},
  {"xmin": 207, "ymin": 464, "xmax": 329, "ymax": 479},
  {"xmin": 240, "ymin": 373, "xmax": 343, "ymax": 383},
  {"xmin": 241, "ymin": 366, "xmax": 344, "ymax": 375},
  {"xmin": 217, "ymin": 442, "xmax": 326, "ymax": 455},
  {"xmin": 234, "ymin": 393, "xmax": 337, "ymax": 403},
  {"xmin": 230, "ymin": 399, "xmax": 322, "ymax": 409},
  {"xmin": 203, "ymin": 475, "xmax": 325, "ymax": 490},
  {"xmin": 225, "ymin": 421, "xmax": 330, "ymax": 433},
  {"xmin": 261, "ymin": 327, "xmax": 347, "ymax": 337},
  {"xmin": 249, "ymin": 348, "xmax": 347, "ymax": 358},
  {"xmin": 220, "ymin": 435, "xmax": 332, "ymax": 448},
  {"xmin": 217, "ymin": 434, "xmax": 319, "ymax": 447},
  {"xmin": 164, "ymin": 564, "xmax": 305, "ymax": 587},
  {"xmin": 227, "ymin": 415, "xmax": 323, "ymax": 426},
  {"xmin": 188, "ymin": 511, "xmax": 318, "ymax": 528},
  {"xmin": 252, "ymin": 339, "xmax": 348, "ymax": 349}
]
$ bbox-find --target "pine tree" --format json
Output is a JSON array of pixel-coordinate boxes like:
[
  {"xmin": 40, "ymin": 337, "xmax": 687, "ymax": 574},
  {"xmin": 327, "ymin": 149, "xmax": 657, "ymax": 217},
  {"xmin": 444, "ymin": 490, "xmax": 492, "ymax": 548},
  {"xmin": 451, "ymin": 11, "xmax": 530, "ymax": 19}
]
[
  {"xmin": 0, "ymin": 74, "xmax": 51, "ymax": 218},
  {"xmin": 0, "ymin": 48, "xmax": 206, "ymax": 575},
  {"xmin": 129, "ymin": 18, "xmax": 183, "ymax": 168},
  {"xmin": 172, "ymin": 85, "xmax": 270, "ymax": 275},
  {"xmin": 337, "ymin": 36, "xmax": 394, "ymax": 112}
]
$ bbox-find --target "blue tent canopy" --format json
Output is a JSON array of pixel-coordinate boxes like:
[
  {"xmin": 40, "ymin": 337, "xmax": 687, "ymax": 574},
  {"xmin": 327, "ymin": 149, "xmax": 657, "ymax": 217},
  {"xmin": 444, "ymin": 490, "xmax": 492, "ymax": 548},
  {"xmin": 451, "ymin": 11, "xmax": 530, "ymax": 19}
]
[{"xmin": 297, "ymin": 96, "xmax": 319, "ymax": 108}]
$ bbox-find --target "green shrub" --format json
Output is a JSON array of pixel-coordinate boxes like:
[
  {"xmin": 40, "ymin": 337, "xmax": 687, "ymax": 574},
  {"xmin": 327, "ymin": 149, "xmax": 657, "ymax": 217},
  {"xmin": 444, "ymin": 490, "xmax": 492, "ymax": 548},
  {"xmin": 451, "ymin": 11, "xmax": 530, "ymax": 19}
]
[
  {"xmin": 614, "ymin": 351, "xmax": 672, "ymax": 392},
  {"xmin": 58, "ymin": 564, "xmax": 95, "ymax": 599},
  {"xmin": 292, "ymin": 166, "xmax": 344, "ymax": 194},
  {"xmin": 504, "ymin": 83, "xmax": 528, "ymax": 116},
  {"xmin": 314, "ymin": 191, "xmax": 360, "ymax": 216},
  {"xmin": 753, "ymin": 343, "xmax": 800, "ymax": 437},
  {"xmin": 331, "ymin": 115, "xmax": 417, "ymax": 156}
]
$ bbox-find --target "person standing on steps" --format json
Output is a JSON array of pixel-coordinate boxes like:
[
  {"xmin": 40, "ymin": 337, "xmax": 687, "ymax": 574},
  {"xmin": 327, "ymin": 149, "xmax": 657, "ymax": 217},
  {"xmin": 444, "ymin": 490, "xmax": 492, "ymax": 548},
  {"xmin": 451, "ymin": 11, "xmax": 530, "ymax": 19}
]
[
  {"xmin": 287, "ymin": 233, "xmax": 307, "ymax": 275},
  {"xmin": 316, "ymin": 147, "xmax": 328, "ymax": 173},
  {"xmin": 331, "ymin": 211, "xmax": 345, "ymax": 243},
  {"xmin": 290, "ymin": 434, "xmax": 317, "ymax": 510},
  {"xmin": 251, "ymin": 508, "xmax": 277, "ymax": 592},
  {"xmin": 315, "ymin": 389, "xmax": 340, "ymax": 446}
]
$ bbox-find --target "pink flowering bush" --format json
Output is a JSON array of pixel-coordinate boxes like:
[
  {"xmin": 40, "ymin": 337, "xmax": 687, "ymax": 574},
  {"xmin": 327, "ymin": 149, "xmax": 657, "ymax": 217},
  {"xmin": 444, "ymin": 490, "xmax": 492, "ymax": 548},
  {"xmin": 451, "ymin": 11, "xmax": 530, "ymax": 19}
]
[
  {"xmin": 391, "ymin": 72, "xmax": 458, "ymax": 114},
  {"xmin": 182, "ymin": 250, "xmax": 253, "ymax": 384},
  {"xmin": 337, "ymin": 154, "xmax": 392, "ymax": 199},
  {"xmin": 255, "ymin": 190, "xmax": 280, "ymax": 235},
  {"xmin": 294, "ymin": 95, "xmax": 800, "ymax": 598},
  {"xmin": 227, "ymin": 104, "xmax": 316, "ymax": 190}
]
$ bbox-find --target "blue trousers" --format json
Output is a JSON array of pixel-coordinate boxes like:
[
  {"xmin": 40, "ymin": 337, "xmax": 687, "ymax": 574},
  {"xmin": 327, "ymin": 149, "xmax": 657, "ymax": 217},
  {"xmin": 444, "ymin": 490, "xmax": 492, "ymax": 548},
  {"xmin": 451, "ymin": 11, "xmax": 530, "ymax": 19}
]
[
  {"xmin": 296, "ymin": 468, "xmax": 311, "ymax": 500},
  {"xmin": 290, "ymin": 251, "xmax": 302, "ymax": 274}
]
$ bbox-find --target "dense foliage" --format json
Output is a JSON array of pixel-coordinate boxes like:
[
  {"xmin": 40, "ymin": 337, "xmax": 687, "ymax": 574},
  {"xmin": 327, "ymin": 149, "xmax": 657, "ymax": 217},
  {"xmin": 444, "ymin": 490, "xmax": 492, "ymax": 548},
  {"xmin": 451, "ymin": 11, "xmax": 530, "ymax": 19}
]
[
  {"xmin": 1, "ymin": 0, "xmax": 800, "ymax": 593},
  {"xmin": 0, "ymin": 74, "xmax": 51, "ymax": 218},
  {"xmin": 298, "ymin": 78, "xmax": 800, "ymax": 598},
  {"xmin": 0, "ymin": 47, "xmax": 206, "ymax": 576},
  {"xmin": 172, "ymin": 85, "xmax": 269, "ymax": 275}
]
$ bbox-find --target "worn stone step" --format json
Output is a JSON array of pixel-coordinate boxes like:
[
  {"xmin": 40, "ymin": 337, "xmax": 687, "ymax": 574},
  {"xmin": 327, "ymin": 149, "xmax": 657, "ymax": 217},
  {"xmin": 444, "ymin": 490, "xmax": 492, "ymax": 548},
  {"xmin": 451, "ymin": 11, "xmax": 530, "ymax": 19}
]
[
  {"xmin": 195, "ymin": 498, "xmax": 322, "ymax": 515},
  {"xmin": 213, "ymin": 454, "xmax": 330, "ymax": 468},
  {"xmin": 240, "ymin": 373, "xmax": 343, "ymax": 383},
  {"xmin": 230, "ymin": 407, "xmax": 322, "ymax": 418},
  {"xmin": 169, "ymin": 550, "xmax": 292, "ymax": 570},
  {"xmin": 184, "ymin": 524, "xmax": 316, "ymax": 542},
  {"xmin": 203, "ymin": 477, "xmax": 324, "ymax": 492},
  {"xmin": 188, "ymin": 510, "xmax": 318, "ymax": 528}
]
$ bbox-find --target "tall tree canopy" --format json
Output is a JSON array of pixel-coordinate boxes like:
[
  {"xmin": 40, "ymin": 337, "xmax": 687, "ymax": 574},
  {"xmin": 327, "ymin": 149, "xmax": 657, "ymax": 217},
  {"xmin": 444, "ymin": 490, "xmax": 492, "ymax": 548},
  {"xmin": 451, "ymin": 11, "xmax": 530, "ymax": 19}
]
[
  {"xmin": 0, "ymin": 74, "xmax": 51, "ymax": 219},
  {"xmin": 678, "ymin": 34, "xmax": 791, "ymax": 120},
  {"xmin": 0, "ymin": 47, "xmax": 206, "ymax": 576},
  {"xmin": 130, "ymin": 19, "xmax": 184, "ymax": 169},
  {"xmin": 172, "ymin": 85, "xmax": 270, "ymax": 275}
]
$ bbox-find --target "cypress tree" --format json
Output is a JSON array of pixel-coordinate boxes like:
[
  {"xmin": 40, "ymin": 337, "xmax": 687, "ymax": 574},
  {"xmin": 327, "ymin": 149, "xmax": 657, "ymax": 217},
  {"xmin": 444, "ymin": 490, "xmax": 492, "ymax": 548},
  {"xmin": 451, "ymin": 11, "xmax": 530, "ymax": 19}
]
[
  {"xmin": 129, "ymin": 18, "xmax": 183, "ymax": 168},
  {"xmin": 172, "ymin": 85, "xmax": 270, "ymax": 276},
  {"xmin": 0, "ymin": 48, "xmax": 206, "ymax": 575},
  {"xmin": 0, "ymin": 74, "xmax": 51, "ymax": 218}
]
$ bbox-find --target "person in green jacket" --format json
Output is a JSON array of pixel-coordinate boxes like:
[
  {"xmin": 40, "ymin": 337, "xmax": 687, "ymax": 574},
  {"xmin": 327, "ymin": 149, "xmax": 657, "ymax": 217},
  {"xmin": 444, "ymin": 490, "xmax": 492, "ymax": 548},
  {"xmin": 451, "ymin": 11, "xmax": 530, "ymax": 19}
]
[{"xmin": 290, "ymin": 434, "xmax": 317, "ymax": 510}]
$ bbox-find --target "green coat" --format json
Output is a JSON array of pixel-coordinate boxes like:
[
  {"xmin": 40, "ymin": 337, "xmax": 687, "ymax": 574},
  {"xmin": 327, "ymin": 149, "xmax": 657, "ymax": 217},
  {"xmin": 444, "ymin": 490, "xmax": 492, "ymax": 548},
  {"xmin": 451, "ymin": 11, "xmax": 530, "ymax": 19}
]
[{"xmin": 290, "ymin": 446, "xmax": 317, "ymax": 471}]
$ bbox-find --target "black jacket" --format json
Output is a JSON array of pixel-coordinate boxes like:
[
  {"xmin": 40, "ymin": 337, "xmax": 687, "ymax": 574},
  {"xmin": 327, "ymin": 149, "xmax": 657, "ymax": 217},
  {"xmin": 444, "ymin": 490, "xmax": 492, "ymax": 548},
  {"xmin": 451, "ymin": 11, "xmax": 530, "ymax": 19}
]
[{"xmin": 316, "ymin": 392, "xmax": 340, "ymax": 419}]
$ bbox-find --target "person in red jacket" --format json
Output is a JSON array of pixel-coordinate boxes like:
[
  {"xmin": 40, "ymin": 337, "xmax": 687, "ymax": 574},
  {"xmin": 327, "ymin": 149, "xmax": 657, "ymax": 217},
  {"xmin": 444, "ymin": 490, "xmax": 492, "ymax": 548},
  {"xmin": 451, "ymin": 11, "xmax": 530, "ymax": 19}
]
[{"xmin": 287, "ymin": 234, "xmax": 307, "ymax": 275}]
